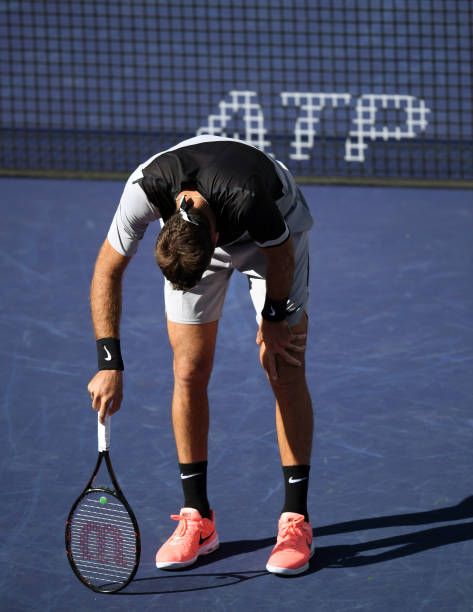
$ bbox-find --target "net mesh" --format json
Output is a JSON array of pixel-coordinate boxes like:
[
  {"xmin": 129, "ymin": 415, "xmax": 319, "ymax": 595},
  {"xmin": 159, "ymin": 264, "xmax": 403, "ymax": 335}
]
[{"xmin": 1, "ymin": 0, "xmax": 472, "ymax": 182}]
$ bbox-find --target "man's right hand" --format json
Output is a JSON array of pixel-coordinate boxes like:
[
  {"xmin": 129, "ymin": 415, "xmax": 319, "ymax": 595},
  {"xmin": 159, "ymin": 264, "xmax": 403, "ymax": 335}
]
[{"xmin": 88, "ymin": 370, "xmax": 123, "ymax": 424}]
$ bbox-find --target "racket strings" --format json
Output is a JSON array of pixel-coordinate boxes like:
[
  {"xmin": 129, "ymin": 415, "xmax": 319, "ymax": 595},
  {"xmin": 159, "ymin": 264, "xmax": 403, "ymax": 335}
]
[{"xmin": 68, "ymin": 492, "xmax": 138, "ymax": 589}]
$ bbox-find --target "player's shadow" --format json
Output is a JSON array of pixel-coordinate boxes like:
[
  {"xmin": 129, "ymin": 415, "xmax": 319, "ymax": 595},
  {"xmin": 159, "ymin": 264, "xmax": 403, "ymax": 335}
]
[
  {"xmin": 121, "ymin": 496, "xmax": 473, "ymax": 594},
  {"xmin": 308, "ymin": 495, "xmax": 473, "ymax": 573}
]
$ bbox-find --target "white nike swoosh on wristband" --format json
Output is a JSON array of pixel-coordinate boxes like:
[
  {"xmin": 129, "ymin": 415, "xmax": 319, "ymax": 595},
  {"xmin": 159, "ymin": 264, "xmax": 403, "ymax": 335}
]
[
  {"xmin": 104, "ymin": 346, "xmax": 112, "ymax": 361},
  {"xmin": 180, "ymin": 472, "xmax": 202, "ymax": 480},
  {"xmin": 288, "ymin": 476, "xmax": 309, "ymax": 484}
]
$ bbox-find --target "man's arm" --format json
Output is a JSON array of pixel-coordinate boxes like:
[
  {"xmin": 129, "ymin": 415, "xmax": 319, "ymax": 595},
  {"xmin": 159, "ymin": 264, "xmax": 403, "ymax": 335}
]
[
  {"xmin": 257, "ymin": 237, "xmax": 306, "ymax": 380},
  {"xmin": 263, "ymin": 236, "xmax": 294, "ymax": 300},
  {"xmin": 87, "ymin": 238, "xmax": 131, "ymax": 423}
]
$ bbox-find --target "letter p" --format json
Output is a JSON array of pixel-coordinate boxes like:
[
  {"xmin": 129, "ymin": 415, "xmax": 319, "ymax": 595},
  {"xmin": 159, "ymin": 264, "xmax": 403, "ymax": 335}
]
[{"xmin": 345, "ymin": 94, "xmax": 431, "ymax": 162}]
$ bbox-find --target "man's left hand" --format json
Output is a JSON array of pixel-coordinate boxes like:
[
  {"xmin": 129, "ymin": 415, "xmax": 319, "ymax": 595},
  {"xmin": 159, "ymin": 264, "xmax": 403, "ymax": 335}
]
[{"xmin": 256, "ymin": 319, "xmax": 306, "ymax": 381}]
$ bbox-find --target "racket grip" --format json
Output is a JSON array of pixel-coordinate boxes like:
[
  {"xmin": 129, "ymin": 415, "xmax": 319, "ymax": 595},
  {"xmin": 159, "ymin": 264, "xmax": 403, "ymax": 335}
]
[{"xmin": 98, "ymin": 412, "xmax": 111, "ymax": 451}]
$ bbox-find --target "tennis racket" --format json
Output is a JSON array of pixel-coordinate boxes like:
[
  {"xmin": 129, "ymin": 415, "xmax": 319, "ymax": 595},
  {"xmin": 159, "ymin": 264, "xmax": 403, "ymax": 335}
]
[{"xmin": 65, "ymin": 414, "xmax": 141, "ymax": 593}]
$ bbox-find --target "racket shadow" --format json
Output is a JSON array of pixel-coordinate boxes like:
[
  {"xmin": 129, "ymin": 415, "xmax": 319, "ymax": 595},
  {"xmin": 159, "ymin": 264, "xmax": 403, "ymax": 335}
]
[
  {"xmin": 118, "ymin": 496, "xmax": 473, "ymax": 594},
  {"xmin": 119, "ymin": 538, "xmax": 274, "ymax": 594},
  {"xmin": 122, "ymin": 568, "xmax": 270, "ymax": 595}
]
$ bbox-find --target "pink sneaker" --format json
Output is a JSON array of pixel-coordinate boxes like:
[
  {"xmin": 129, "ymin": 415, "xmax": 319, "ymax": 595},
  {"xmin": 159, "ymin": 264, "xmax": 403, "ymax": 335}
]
[
  {"xmin": 266, "ymin": 512, "xmax": 314, "ymax": 575},
  {"xmin": 155, "ymin": 507, "xmax": 219, "ymax": 570}
]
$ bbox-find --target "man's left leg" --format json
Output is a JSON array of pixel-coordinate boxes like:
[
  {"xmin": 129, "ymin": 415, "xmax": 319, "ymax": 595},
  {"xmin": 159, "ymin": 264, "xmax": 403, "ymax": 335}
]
[{"xmin": 260, "ymin": 313, "xmax": 315, "ymax": 575}]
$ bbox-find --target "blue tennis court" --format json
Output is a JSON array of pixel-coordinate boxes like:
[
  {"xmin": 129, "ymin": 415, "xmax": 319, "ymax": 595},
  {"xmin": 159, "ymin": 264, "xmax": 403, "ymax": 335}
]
[
  {"xmin": 2, "ymin": 0, "xmax": 472, "ymax": 608},
  {"xmin": 1, "ymin": 177, "xmax": 472, "ymax": 611}
]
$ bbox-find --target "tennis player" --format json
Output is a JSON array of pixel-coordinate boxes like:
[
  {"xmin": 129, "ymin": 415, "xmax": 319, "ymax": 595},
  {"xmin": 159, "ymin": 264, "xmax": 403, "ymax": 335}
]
[{"xmin": 87, "ymin": 135, "xmax": 315, "ymax": 575}]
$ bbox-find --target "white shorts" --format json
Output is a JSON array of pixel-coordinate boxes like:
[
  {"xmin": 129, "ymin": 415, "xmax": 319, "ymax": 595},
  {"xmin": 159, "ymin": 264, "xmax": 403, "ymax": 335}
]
[{"xmin": 164, "ymin": 230, "xmax": 310, "ymax": 327}]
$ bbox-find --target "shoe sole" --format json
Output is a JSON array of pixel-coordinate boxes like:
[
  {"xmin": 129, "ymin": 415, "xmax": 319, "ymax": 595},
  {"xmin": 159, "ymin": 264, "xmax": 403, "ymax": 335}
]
[
  {"xmin": 266, "ymin": 546, "xmax": 315, "ymax": 576},
  {"xmin": 156, "ymin": 535, "xmax": 220, "ymax": 570}
]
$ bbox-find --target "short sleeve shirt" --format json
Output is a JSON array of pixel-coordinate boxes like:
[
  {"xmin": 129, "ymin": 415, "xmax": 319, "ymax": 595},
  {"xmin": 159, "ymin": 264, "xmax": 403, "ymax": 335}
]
[{"xmin": 107, "ymin": 135, "xmax": 292, "ymax": 256}]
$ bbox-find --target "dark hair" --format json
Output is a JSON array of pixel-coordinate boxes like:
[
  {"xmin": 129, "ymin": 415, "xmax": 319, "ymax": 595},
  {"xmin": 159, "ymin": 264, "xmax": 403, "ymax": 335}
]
[{"xmin": 155, "ymin": 210, "xmax": 213, "ymax": 291}]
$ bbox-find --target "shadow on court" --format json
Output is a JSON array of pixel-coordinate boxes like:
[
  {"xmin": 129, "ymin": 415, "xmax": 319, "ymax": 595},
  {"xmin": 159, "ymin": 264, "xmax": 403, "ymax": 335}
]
[{"xmin": 120, "ymin": 497, "xmax": 473, "ymax": 595}]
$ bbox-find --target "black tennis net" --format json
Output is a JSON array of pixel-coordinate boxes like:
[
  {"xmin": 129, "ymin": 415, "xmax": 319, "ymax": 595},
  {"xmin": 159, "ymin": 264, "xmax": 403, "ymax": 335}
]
[{"xmin": 1, "ymin": 0, "xmax": 472, "ymax": 183}]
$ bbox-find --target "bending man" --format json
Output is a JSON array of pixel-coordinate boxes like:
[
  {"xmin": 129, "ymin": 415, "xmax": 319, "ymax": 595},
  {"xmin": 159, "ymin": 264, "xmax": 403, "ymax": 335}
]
[{"xmin": 87, "ymin": 135, "xmax": 314, "ymax": 575}]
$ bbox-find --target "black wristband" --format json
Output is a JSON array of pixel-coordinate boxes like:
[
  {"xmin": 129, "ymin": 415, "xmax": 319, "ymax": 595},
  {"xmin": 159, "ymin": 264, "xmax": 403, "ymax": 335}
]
[
  {"xmin": 96, "ymin": 337, "xmax": 124, "ymax": 371},
  {"xmin": 261, "ymin": 296, "xmax": 288, "ymax": 322}
]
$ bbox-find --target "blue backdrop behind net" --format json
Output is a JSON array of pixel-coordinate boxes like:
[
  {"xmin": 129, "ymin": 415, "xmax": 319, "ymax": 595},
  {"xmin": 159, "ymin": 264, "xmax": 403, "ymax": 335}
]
[{"xmin": 1, "ymin": 0, "xmax": 472, "ymax": 181}]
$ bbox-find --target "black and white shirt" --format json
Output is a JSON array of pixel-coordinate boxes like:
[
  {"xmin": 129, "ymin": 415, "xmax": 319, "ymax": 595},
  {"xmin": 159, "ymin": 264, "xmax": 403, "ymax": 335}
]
[{"xmin": 107, "ymin": 135, "xmax": 313, "ymax": 256}]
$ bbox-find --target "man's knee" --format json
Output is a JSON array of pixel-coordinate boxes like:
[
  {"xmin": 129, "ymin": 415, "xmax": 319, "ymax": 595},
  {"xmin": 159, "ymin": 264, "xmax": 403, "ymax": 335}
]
[
  {"xmin": 259, "ymin": 346, "xmax": 306, "ymax": 390},
  {"xmin": 173, "ymin": 352, "xmax": 213, "ymax": 390},
  {"xmin": 259, "ymin": 313, "xmax": 309, "ymax": 390},
  {"xmin": 168, "ymin": 320, "xmax": 218, "ymax": 391}
]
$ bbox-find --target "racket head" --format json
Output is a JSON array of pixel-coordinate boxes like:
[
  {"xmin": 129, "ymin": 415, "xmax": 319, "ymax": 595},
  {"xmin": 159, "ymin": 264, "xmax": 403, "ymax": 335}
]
[{"xmin": 65, "ymin": 485, "xmax": 140, "ymax": 593}]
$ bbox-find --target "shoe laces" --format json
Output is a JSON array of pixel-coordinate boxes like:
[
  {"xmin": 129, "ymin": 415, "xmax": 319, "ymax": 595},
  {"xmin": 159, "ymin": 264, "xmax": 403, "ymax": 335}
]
[
  {"xmin": 278, "ymin": 516, "xmax": 305, "ymax": 547},
  {"xmin": 170, "ymin": 513, "xmax": 199, "ymax": 538}
]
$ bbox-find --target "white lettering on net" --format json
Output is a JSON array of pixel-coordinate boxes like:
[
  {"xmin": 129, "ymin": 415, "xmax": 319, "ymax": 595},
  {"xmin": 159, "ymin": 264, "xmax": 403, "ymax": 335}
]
[
  {"xmin": 197, "ymin": 90, "xmax": 272, "ymax": 153},
  {"xmin": 344, "ymin": 94, "xmax": 431, "ymax": 162},
  {"xmin": 281, "ymin": 92, "xmax": 351, "ymax": 160}
]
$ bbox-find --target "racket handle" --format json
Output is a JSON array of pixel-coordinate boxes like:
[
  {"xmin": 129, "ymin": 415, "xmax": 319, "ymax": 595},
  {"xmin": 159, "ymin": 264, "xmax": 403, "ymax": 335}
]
[{"xmin": 98, "ymin": 412, "xmax": 111, "ymax": 451}]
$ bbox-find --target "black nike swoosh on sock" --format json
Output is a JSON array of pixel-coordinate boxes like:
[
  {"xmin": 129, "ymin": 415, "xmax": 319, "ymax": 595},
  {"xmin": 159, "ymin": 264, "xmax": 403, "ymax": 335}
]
[{"xmin": 199, "ymin": 531, "xmax": 215, "ymax": 546}]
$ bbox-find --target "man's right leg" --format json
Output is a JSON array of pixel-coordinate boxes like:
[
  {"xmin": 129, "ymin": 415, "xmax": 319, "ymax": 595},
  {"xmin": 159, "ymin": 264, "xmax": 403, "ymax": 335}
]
[
  {"xmin": 168, "ymin": 319, "xmax": 218, "ymax": 464},
  {"xmin": 156, "ymin": 319, "xmax": 220, "ymax": 570}
]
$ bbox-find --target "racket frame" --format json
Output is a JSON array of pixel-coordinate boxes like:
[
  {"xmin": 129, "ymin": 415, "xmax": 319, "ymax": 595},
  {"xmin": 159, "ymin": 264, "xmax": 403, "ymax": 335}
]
[{"xmin": 65, "ymin": 420, "xmax": 141, "ymax": 593}]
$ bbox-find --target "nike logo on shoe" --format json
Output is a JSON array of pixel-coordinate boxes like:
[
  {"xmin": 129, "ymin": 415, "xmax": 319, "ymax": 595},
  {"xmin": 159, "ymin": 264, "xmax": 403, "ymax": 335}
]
[
  {"xmin": 180, "ymin": 472, "xmax": 202, "ymax": 480},
  {"xmin": 288, "ymin": 476, "xmax": 309, "ymax": 484},
  {"xmin": 199, "ymin": 531, "xmax": 215, "ymax": 545}
]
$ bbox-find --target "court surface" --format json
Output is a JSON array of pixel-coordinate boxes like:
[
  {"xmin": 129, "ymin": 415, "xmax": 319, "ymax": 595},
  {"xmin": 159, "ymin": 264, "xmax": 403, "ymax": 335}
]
[{"xmin": 1, "ymin": 178, "xmax": 472, "ymax": 611}]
